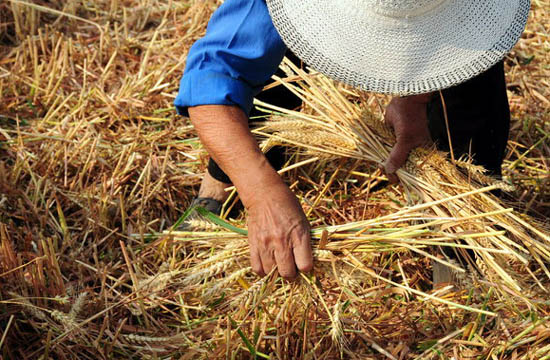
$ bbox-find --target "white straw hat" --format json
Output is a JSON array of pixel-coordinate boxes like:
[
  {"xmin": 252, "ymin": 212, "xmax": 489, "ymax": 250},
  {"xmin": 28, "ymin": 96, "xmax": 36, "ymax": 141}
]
[{"xmin": 266, "ymin": 0, "xmax": 530, "ymax": 95}]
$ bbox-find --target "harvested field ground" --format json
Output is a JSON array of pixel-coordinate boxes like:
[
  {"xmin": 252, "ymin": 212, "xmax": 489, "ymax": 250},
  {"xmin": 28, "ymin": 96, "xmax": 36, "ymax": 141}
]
[{"xmin": 0, "ymin": 1, "xmax": 549, "ymax": 359}]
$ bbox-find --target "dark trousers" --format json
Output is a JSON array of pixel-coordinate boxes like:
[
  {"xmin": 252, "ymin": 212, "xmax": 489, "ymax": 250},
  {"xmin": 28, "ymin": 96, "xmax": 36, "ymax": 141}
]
[
  {"xmin": 427, "ymin": 61, "xmax": 510, "ymax": 176},
  {"xmin": 208, "ymin": 59, "xmax": 510, "ymax": 183}
]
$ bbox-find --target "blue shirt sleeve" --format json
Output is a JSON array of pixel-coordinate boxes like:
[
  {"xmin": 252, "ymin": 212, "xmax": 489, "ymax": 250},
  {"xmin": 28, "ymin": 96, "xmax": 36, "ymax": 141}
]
[{"xmin": 174, "ymin": 0, "xmax": 287, "ymax": 117}]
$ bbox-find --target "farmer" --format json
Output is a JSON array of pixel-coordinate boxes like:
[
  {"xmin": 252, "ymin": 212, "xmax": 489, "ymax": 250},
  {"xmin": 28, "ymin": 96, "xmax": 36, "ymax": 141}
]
[{"xmin": 175, "ymin": 0, "xmax": 530, "ymax": 279}]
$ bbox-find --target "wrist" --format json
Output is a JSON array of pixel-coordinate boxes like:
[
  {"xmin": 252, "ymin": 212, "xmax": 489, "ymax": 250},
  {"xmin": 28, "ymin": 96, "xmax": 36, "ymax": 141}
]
[
  {"xmin": 397, "ymin": 92, "xmax": 434, "ymax": 105},
  {"xmin": 231, "ymin": 155, "xmax": 285, "ymax": 208}
]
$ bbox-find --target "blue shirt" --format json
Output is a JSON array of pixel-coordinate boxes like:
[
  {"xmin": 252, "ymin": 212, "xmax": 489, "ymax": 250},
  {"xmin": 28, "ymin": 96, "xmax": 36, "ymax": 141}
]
[{"xmin": 174, "ymin": 0, "xmax": 286, "ymax": 117}]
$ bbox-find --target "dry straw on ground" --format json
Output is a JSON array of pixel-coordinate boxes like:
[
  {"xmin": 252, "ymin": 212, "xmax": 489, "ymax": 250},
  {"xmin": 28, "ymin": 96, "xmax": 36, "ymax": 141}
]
[{"xmin": 0, "ymin": 0, "xmax": 549, "ymax": 359}]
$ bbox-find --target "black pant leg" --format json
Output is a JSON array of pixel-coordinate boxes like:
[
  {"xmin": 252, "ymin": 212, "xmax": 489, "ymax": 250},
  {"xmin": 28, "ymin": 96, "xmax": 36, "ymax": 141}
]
[
  {"xmin": 207, "ymin": 52, "xmax": 302, "ymax": 184},
  {"xmin": 427, "ymin": 60, "xmax": 511, "ymax": 176},
  {"xmin": 207, "ymin": 159, "xmax": 232, "ymax": 184}
]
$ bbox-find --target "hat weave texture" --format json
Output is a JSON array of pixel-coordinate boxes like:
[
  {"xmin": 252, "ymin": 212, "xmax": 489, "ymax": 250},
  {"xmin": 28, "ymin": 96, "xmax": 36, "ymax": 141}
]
[{"xmin": 266, "ymin": 0, "xmax": 530, "ymax": 95}]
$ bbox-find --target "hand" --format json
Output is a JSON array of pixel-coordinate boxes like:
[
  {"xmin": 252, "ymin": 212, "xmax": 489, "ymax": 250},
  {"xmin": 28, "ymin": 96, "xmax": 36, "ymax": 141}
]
[
  {"xmin": 246, "ymin": 181, "xmax": 313, "ymax": 279},
  {"xmin": 187, "ymin": 105, "xmax": 313, "ymax": 279},
  {"xmin": 384, "ymin": 93, "xmax": 433, "ymax": 183}
]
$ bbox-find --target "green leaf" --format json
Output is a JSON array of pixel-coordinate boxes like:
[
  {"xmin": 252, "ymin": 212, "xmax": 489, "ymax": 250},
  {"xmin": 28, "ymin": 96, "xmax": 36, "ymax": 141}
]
[
  {"xmin": 229, "ymin": 315, "xmax": 257, "ymax": 359},
  {"xmin": 171, "ymin": 204, "xmax": 199, "ymax": 230},
  {"xmin": 253, "ymin": 326, "xmax": 260, "ymax": 345},
  {"xmin": 416, "ymin": 339, "xmax": 437, "ymax": 351},
  {"xmin": 195, "ymin": 207, "xmax": 248, "ymax": 235}
]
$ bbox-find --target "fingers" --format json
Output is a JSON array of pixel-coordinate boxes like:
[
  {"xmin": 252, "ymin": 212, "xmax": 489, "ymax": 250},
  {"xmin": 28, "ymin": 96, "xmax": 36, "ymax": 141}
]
[
  {"xmin": 249, "ymin": 244, "xmax": 265, "ymax": 277},
  {"xmin": 274, "ymin": 244, "xmax": 297, "ymax": 279},
  {"xmin": 384, "ymin": 138, "xmax": 412, "ymax": 183},
  {"xmin": 292, "ymin": 227, "xmax": 313, "ymax": 274},
  {"xmin": 258, "ymin": 241, "xmax": 276, "ymax": 277},
  {"xmin": 249, "ymin": 227, "xmax": 313, "ymax": 280},
  {"xmin": 246, "ymin": 189, "xmax": 314, "ymax": 280}
]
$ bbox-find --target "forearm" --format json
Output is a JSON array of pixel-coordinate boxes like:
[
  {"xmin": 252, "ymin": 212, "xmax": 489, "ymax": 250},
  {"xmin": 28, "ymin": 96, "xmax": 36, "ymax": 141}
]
[{"xmin": 188, "ymin": 105, "xmax": 282, "ymax": 208}]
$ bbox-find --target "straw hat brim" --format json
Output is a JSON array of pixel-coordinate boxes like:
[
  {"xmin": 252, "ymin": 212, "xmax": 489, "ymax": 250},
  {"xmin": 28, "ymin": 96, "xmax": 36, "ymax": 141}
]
[{"xmin": 266, "ymin": 0, "xmax": 530, "ymax": 95}]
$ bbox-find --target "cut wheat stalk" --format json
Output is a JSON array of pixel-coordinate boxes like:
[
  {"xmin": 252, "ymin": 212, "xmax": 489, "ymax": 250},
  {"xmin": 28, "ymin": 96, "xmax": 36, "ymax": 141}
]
[
  {"xmin": 162, "ymin": 211, "xmax": 511, "ymax": 316},
  {"xmin": 253, "ymin": 58, "xmax": 550, "ymax": 297}
]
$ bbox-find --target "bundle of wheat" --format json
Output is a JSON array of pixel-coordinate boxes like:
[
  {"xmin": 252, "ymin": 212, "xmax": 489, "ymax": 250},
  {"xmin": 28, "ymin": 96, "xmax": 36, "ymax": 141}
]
[{"xmin": 252, "ymin": 58, "xmax": 550, "ymax": 297}]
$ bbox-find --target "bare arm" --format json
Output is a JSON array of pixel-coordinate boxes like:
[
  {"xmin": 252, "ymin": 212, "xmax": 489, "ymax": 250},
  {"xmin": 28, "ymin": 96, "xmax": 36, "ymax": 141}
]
[{"xmin": 188, "ymin": 105, "xmax": 313, "ymax": 279}]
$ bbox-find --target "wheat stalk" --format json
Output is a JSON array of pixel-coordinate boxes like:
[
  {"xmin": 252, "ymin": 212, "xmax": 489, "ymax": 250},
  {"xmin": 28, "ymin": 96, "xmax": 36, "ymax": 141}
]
[{"xmin": 253, "ymin": 58, "xmax": 550, "ymax": 296}]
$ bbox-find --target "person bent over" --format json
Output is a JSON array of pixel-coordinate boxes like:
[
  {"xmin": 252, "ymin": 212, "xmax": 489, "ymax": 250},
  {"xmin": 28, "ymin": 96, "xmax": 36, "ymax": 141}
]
[{"xmin": 175, "ymin": 0, "xmax": 530, "ymax": 279}]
